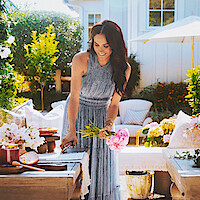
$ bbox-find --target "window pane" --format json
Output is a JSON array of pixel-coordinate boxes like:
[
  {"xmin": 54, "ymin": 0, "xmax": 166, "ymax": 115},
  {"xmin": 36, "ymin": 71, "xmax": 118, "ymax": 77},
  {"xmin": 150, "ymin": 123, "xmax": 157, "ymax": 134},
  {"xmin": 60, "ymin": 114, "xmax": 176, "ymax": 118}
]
[
  {"xmin": 88, "ymin": 14, "xmax": 94, "ymax": 27},
  {"xmin": 149, "ymin": 11, "xmax": 161, "ymax": 26},
  {"xmin": 95, "ymin": 14, "xmax": 101, "ymax": 24},
  {"xmin": 150, "ymin": 0, "xmax": 161, "ymax": 9},
  {"xmin": 163, "ymin": 11, "xmax": 174, "ymax": 26},
  {"xmin": 163, "ymin": 0, "xmax": 174, "ymax": 9}
]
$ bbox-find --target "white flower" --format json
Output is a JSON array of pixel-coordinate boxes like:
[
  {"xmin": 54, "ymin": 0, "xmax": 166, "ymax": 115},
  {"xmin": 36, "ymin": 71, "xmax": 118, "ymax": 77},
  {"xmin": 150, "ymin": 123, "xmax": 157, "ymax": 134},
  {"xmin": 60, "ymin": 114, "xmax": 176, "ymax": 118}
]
[
  {"xmin": 0, "ymin": 123, "xmax": 44, "ymax": 149},
  {"xmin": 6, "ymin": 36, "xmax": 15, "ymax": 44},
  {"xmin": 0, "ymin": 47, "xmax": 11, "ymax": 59}
]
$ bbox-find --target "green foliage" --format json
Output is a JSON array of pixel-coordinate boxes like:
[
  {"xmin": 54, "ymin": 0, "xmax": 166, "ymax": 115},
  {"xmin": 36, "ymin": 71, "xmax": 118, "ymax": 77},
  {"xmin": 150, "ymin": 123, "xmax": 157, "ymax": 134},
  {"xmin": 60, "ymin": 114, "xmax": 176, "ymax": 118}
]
[
  {"xmin": 10, "ymin": 10, "xmax": 83, "ymax": 74},
  {"xmin": 174, "ymin": 149, "xmax": 200, "ymax": 167},
  {"xmin": 24, "ymin": 25, "xmax": 59, "ymax": 111},
  {"xmin": 185, "ymin": 66, "xmax": 200, "ymax": 114},
  {"xmin": 149, "ymin": 108, "xmax": 172, "ymax": 123},
  {"xmin": 0, "ymin": 0, "xmax": 26, "ymax": 111},
  {"xmin": 143, "ymin": 135, "xmax": 168, "ymax": 147},
  {"xmin": 125, "ymin": 54, "xmax": 140, "ymax": 98},
  {"xmin": 135, "ymin": 82, "xmax": 191, "ymax": 122}
]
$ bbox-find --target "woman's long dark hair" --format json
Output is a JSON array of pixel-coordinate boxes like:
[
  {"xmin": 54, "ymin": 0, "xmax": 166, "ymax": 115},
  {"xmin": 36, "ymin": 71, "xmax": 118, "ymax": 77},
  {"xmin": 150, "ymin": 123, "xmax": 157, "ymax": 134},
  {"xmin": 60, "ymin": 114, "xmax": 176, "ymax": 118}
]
[{"xmin": 88, "ymin": 20, "xmax": 128, "ymax": 96}]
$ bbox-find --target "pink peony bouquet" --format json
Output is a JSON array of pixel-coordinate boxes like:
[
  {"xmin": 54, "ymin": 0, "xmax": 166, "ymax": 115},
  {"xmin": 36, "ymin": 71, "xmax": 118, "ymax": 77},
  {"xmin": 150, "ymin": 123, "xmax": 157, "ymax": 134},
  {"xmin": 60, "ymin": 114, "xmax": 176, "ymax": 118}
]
[
  {"xmin": 106, "ymin": 128, "xmax": 129, "ymax": 153},
  {"xmin": 80, "ymin": 121, "xmax": 129, "ymax": 153}
]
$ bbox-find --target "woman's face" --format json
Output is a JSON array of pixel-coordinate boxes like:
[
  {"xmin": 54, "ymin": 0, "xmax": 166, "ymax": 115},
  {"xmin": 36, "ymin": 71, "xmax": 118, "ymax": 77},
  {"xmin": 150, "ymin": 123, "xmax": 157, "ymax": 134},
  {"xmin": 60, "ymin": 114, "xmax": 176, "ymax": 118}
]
[{"xmin": 93, "ymin": 34, "xmax": 112, "ymax": 63}]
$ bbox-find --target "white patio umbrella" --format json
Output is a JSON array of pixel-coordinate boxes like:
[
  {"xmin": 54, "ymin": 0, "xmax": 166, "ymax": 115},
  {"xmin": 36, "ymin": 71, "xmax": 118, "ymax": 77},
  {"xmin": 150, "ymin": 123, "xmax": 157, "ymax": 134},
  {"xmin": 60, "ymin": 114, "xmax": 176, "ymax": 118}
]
[{"xmin": 131, "ymin": 15, "xmax": 200, "ymax": 68}]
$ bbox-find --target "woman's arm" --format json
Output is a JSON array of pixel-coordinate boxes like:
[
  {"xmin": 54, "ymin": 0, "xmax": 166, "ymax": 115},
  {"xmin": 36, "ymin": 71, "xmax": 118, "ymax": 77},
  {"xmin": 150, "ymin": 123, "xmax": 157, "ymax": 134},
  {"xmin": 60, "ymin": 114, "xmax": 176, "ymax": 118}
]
[
  {"xmin": 60, "ymin": 51, "xmax": 88, "ymax": 149},
  {"xmin": 99, "ymin": 63, "xmax": 131, "ymax": 138}
]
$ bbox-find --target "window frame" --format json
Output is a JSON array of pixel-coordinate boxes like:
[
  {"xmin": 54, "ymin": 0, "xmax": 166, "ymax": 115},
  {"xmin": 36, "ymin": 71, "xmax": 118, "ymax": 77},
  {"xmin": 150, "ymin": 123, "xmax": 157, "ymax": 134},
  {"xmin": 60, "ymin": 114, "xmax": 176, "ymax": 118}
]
[
  {"xmin": 147, "ymin": 0, "xmax": 177, "ymax": 30},
  {"xmin": 86, "ymin": 12, "xmax": 102, "ymax": 43}
]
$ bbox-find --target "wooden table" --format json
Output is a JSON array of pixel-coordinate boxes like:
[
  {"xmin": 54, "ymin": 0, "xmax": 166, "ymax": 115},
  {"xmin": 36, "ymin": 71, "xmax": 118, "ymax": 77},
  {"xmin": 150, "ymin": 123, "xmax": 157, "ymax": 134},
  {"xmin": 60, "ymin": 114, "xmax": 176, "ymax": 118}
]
[
  {"xmin": 0, "ymin": 148, "xmax": 89, "ymax": 200},
  {"xmin": 163, "ymin": 149, "xmax": 200, "ymax": 200}
]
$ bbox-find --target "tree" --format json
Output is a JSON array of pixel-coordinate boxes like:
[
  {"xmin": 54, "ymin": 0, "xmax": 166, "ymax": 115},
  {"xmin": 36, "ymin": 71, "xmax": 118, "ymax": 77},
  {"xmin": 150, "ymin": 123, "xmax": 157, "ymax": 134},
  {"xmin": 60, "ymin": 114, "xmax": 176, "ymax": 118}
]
[{"xmin": 24, "ymin": 25, "xmax": 59, "ymax": 111}]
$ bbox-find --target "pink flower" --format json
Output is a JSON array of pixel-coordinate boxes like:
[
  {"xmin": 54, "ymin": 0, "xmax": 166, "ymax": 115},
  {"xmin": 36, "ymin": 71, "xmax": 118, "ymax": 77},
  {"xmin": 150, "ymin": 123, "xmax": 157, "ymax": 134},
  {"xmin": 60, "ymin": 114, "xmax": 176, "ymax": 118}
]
[
  {"xmin": 163, "ymin": 134, "xmax": 171, "ymax": 143},
  {"xmin": 106, "ymin": 129, "xmax": 129, "ymax": 153}
]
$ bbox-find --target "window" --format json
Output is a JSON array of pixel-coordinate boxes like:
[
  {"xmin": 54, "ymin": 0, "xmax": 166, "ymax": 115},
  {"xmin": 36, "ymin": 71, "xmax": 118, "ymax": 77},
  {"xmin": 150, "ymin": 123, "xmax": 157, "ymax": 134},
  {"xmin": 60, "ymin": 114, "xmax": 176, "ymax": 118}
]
[
  {"xmin": 88, "ymin": 14, "xmax": 101, "ymax": 41},
  {"xmin": 148, "ymin": 0, "xmax": 175, "ymax": 27}
]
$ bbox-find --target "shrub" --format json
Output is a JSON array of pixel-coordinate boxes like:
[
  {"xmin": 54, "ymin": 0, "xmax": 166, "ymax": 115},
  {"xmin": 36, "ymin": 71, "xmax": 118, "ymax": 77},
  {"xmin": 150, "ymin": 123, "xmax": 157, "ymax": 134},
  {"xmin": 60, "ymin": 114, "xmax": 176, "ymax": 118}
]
[
  {"xmin": 9, "ymin": 10, "xmax": 83, "ymax": 75},
  {"xmin": 135, "ymin": 82, "xmax": 191, "ymax": 121},
  {"xmin": 185, "ymin": 66, "xmax": 200, "ymax": 114},
  {"xmin": 124, "ymin": 53, "xmax": 140, "ymax": 98},
  {"xmin": 0, "ymin": 0, "xmax": 26, "ymax": 111}
]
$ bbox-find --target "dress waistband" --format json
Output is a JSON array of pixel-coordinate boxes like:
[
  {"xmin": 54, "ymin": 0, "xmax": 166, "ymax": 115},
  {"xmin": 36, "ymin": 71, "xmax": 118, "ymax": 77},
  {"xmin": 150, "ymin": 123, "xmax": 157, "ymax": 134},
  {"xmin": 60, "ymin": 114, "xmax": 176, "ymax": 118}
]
[{"xmin": 79, "ymin": 95, "xmax": 111, "ymax": 107}]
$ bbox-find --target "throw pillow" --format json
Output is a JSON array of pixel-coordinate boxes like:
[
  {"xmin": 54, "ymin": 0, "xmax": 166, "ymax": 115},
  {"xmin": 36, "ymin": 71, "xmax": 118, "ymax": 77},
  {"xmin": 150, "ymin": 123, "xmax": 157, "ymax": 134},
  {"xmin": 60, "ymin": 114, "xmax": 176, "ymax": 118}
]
[
  {"xmin": 25, "ymin": 105, "xmax": 64, "ymax": 134},
  {"xmin": 123, "ymin": 109, "xmax": 149, "ymax": 125},
  {"xmin": 168, "ymin": 110, "xmax": 200, "ymax": 148}
]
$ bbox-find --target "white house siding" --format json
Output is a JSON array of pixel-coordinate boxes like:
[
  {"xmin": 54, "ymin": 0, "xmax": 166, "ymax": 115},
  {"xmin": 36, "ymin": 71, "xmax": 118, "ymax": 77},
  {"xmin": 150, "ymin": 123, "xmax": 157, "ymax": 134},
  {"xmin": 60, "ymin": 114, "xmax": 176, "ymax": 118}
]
[
  {"xmin": 68, "ymin": 0, "xmax": 128, "ymax": 49},
  {"xmin": 68, "ymin": 0, "xmax": 104, "ymax": 50},
  {"xmin": 106, "ymin": 0, "xmax": 128, "ymax": 46},
  {"xmin": 129, "ymin": 0, "xmax": 200, "ymax": 89}
]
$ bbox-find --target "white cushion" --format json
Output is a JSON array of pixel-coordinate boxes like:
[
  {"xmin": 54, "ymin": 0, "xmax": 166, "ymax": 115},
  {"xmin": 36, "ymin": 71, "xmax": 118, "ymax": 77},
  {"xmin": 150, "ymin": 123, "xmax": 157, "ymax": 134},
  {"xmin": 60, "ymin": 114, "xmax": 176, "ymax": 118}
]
[
  {"xmin": 114, "ymin": 116, "xmax": 121, "ymax": 125},
  {"xmin": 12, "ymin": 99, "xmax": 33, "ymax": 114},
  {"xmin": 25, "ymin": 105, "xmax": 64, "ymax": 134},
  {"xmin": 119, "ymin": 99, "xmax": 153, "ymax": 123},
  {"xmin": 0, "ymin": 109, "xmax": 25, "ymax": 128},
  {"xmin": 51, "ymin": 100, "xmax": 66, "ymax": 109},
  {"xmin": 123, "ymin": 109, "xmax": 149, "ymax": 125},
  {"xmin": 143, "ymin": 117, "xmax": 153, "ymax": 127},
  {"xmin": 0, "ymin": 100, "xmax": 34, "ymax": 128},
  {"xmin": 168, "ymin": 110, "xmax": 200, "ymax": 149},
  {"xmin": 115, "ymin": 124, "xmax": 144, "ymax": 137}
]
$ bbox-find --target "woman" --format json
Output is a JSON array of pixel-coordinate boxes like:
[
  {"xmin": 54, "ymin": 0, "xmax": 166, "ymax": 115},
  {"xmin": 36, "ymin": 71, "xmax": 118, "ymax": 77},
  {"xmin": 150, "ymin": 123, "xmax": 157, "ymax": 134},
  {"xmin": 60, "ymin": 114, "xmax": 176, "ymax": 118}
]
[{"xmin": 60, "ymin": 20, "xmax": 131, "ymax": 200}]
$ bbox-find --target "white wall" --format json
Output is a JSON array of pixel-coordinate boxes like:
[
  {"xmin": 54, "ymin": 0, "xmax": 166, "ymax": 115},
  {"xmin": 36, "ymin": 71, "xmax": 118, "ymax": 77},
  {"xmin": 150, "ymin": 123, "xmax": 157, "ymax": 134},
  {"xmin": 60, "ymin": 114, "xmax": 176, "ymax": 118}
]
[
  {"xmin": 129, "ymin": 0, "xmax": 200, "ymax": 89},
  {"xmin": 68, "ymin": 0, "xmax": 128, "ymax": 50}
]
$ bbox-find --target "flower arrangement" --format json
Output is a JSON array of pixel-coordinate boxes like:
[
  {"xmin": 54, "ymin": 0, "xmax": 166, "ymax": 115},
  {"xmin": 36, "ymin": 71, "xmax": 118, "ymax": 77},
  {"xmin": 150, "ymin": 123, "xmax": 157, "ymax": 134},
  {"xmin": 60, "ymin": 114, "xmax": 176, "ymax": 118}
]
[
  {"xmin": 0, "ymin": 123, "xmax": 45, "ymax": 150},
  {"xmin": 80, "ymin": 121, "xmax": 129, "ymax": 153},
  {"xmin": 142, "ymin": 118, "xmax": 176, "ymax": 147},
  {"xmin": 184, "ymin": 114, "xmax": 200, "ymax": 136}
]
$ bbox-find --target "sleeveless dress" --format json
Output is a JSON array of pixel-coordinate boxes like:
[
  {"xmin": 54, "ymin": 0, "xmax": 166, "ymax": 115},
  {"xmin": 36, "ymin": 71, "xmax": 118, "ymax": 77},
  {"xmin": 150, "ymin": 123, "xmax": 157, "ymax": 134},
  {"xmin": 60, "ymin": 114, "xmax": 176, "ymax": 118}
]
[{"xmin": 61, "ymin": 52, "xmax": 122, "ymax": 200}]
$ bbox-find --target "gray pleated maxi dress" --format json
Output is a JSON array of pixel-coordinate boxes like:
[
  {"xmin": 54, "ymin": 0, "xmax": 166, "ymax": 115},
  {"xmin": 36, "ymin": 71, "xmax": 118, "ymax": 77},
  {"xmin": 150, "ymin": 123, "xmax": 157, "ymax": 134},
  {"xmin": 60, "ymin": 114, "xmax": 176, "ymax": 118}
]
[{"xmin": 61, "ymin": 52, "xmax": 122, "ymax": 200}]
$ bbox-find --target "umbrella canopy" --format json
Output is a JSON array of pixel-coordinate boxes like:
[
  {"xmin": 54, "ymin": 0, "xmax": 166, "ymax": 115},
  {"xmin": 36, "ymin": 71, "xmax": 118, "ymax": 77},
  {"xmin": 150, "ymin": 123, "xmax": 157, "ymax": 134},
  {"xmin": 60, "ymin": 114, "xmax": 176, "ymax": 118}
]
[{"xmin": 131, "ymin": 15, "xmax": 200, "ymax": 68}]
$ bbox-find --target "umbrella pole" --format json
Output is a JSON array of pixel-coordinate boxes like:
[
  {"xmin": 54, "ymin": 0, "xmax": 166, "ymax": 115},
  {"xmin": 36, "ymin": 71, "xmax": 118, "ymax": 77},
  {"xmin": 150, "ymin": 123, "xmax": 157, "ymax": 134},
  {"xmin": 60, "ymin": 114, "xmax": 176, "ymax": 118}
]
[{"xmin": 192, "ymin": 36, "xmax": 194, "ymax": 68}]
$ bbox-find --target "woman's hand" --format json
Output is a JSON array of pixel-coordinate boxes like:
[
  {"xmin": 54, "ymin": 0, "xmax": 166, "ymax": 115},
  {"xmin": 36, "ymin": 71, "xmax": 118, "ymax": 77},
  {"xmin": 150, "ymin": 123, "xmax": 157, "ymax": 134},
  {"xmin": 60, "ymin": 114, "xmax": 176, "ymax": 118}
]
[
  {"xmin": 99, "ymin": 128, "xmax": 108, "ymax": 139},
  {"xmin": 99, "ymin": 120, "xmax": 113, "ymax": 139},
  {"xmin": 60, "ymin": 132, "xmax": 78, "ymax": 149}
]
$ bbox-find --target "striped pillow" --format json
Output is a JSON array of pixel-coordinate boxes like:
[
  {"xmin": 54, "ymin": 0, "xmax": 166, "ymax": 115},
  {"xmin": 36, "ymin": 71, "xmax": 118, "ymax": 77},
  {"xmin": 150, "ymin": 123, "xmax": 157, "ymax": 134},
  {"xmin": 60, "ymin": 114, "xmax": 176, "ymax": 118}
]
[{"xmin": 123, "ymin": 109, "xmax": 149, "ymax": 125}]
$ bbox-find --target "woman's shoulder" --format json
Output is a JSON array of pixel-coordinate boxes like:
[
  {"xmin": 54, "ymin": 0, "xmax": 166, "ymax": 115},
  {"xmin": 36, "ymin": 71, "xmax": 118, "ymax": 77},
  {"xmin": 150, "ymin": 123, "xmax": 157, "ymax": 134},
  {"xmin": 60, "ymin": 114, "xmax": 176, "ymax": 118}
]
[
  {"xmin": 72, "ymin": 51, "xmax": 89, "ymax": 74},
  {"xmin": 73, "ymin": 51, "xmax": 89, "ymax": 64}
]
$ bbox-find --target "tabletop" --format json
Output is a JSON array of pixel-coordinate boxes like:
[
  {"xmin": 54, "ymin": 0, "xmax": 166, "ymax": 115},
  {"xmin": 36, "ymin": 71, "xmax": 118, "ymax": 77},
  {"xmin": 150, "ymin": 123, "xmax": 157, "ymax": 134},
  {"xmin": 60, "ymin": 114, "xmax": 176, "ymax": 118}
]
[
  {"xmin": 163, "ymin": 148, "xmax": 200, "ymax": 200},
  {"xmin": 0, "ymin": 148, "xmax": 90, "ymax": 200}
]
